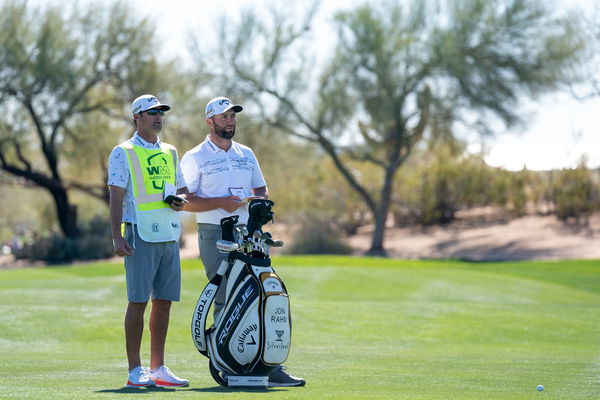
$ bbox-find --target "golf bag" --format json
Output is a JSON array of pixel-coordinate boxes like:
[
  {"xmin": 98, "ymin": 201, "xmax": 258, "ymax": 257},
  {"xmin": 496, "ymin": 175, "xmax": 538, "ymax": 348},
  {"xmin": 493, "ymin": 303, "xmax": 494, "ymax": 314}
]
[{"xmin": 191, "ymin": 199, "xmax": 291, "ymax": 388}]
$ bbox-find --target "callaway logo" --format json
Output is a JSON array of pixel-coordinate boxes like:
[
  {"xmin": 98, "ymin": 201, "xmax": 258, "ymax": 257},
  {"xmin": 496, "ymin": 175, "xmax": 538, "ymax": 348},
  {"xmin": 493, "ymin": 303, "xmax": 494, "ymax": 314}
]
[
  {"xmin": 264, "ymin": 279, "xmax": 280, "ymax": 290},
  {"xmin": 263, "ymin": 277, "xmax": 282, "ymax": 293},
  {"xmin": 237, "ymin": 323, "xmax": 258, "ymax": 353},
  {"xmin": 218, "ymin": 99, "xmax": 231, "ymax": 106},
  {"xmin": 132, "ymin": 97, "xmax": 158, "ymax": 113}
]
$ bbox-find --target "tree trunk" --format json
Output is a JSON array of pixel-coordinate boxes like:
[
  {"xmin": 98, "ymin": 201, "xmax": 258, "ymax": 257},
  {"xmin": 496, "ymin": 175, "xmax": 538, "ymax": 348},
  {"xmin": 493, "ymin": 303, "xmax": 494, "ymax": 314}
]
[
  {"xmin": 367, "ymin": 168, "xmax": 395, "ymax": 256},
  {"xmin": 1, "ymin": 158, "xmax": 81, "ymax": 237},
  {"xmin": 51, "ymin": 186, "xmax": 79, "ymax": 238},
  {"xmin": 368, "ymin": 207, "xmax": 387, "ymax": 256}
]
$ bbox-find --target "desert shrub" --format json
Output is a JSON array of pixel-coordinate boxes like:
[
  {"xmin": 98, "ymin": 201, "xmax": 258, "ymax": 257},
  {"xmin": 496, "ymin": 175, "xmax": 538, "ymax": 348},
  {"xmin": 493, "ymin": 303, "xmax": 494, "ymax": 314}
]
[
  {"xmin": 394, "ymin": 145, "xmax": 489, "ymax": 225},
  {"xmin": 412, "ymin": 166, "xmax": 459, "ymax": 225},
  {"xmin": 272, "ymin": 155, "xmax": 373, "ymax": 235},
  {"xmin": 393, "ymin": 143, "xmax": 536, "ymax": 225},
  {"xmin": 285, "ymin": 219, "xmax": 353, "ymax": 255},
  {"xmin": 489, "ymin": 168, "xmax": 529, "ymax": 215},
  {"xmin": 76, "ymin": 216, "xmax": 115, "ymax": 260},
  {"xmin": 550, "ymin": 164, "xmax": 599, "ymax": 221},
  {"xmin": 13, "ymin": 215, "xmax": 113, "ymax": 263}
]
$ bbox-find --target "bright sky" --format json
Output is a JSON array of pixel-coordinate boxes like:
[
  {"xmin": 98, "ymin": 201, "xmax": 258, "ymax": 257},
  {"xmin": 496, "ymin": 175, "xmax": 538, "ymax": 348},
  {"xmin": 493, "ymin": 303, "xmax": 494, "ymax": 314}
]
[
  {"xmin": 480, "ymin": 94, "xmax": 600, "ymax": 171},
  {"xmin": 89, "ymin": 0, "xmax": 600, "ymax": 170}
]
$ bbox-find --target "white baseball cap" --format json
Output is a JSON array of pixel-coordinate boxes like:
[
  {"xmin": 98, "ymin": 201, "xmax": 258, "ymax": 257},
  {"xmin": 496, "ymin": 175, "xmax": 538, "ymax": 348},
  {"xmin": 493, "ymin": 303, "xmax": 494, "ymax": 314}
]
[
  {"xmin": 131, "ymin": 94, "xmax": 171, "ymax": 115},
  {"xmin": 205, "ymin": 96, "xmax": 243, "ymax": 119}
]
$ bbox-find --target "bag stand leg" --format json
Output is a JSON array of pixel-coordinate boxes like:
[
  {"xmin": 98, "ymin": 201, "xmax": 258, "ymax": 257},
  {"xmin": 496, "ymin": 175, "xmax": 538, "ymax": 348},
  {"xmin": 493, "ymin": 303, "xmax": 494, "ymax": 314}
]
[{"xmin": 209, "ymin": 362, "xmax": 228, "ymax": 387}]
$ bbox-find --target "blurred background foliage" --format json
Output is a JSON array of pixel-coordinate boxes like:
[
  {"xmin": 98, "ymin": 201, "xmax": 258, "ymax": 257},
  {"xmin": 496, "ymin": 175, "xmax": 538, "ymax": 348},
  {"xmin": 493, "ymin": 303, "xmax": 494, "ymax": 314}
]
[{"xmin": 1, "ymin": 0, "xmax": 599, "ymax": 261}]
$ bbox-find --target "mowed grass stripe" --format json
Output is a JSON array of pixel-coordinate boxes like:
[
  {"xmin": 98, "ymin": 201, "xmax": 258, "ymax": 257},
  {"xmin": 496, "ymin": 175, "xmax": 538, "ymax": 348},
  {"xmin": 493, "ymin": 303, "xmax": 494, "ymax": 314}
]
[{"xmin": 0, "ymin": 256, "xmax": 598, "ymax": 399}]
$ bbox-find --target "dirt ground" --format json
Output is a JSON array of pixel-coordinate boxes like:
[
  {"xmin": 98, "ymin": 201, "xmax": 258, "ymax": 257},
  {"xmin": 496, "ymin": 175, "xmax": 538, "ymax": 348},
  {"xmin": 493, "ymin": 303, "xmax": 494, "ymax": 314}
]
[
  {"xmin": 2, "ymin": 207, "xmax": 599, "ymax": 268},
  {"xmin": 346, "ymin": 207, "xmax": 600, "ymax": 261}
]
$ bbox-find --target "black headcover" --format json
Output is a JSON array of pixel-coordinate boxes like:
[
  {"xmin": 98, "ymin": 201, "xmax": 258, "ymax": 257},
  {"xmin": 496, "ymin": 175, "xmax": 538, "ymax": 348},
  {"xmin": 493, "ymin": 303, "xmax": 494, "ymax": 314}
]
[
  {"xmin": 220, "ymin": 215, "xmax": 239, "ymax": 242},
  {"xmin": 246, "ymin": 199, "xmax": 274, "ymax": 237}
]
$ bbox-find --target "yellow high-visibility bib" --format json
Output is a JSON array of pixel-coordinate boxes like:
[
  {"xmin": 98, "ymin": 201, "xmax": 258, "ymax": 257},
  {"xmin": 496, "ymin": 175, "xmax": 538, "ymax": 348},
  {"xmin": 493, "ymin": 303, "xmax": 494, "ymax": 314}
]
[{"xmin": 120, "ymin": 142, "xmax": 181, "ymax": 242}]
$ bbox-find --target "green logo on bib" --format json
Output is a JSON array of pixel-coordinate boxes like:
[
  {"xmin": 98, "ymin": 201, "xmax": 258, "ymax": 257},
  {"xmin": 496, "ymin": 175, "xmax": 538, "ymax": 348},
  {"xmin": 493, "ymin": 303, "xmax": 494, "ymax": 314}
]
[{"xmin": 146, "ymin": 153, "xmax": 171, "ymax": 190}]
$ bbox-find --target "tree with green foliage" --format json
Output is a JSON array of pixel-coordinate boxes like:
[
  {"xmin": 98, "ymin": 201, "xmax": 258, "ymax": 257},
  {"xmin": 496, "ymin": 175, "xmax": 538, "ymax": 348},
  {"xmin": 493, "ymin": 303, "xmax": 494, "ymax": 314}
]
[
  {"xmin": 191, "ymin": 0, "xmax": 586, "ymax": 255},
  {"xmin": 0, "ymin": 1, "xmax": 168, "ymax": 237}
]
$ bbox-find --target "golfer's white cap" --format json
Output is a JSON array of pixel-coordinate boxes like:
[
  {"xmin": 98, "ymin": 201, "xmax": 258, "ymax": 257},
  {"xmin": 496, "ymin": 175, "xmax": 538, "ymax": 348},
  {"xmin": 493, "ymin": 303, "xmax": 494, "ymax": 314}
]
[
  {"xmin": 205, "ymin": 97, "xmax": 243, "ymax": 119},
  {"xmin": 131, "ymin": 94, "xmax": 171, "ymax": 115}
]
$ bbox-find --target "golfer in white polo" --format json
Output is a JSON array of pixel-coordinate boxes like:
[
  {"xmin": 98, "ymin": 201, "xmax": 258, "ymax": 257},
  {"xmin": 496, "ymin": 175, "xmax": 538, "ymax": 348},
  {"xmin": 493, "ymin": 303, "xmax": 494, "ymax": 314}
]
[{"xmin": 180, "ymin": 96, "xmax": 305, "ymax": 387}]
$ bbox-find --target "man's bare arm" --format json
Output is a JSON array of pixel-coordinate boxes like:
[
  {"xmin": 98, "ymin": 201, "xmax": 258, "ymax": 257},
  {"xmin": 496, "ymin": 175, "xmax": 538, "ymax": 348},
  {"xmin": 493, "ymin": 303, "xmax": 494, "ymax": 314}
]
[
  {"xmin": 108, "ymin": 185, "xmax": 134, "ymax": 257},
  {"xmin": 181, "ymin": 194, "xmax": 244, "ymax": 214}
]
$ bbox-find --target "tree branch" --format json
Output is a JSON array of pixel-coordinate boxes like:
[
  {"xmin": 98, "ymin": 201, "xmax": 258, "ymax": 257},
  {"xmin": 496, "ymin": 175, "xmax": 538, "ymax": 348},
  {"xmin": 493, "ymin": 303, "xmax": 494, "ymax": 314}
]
[
  {"xmin": 0, "ymin": 159, "xmax": 60, "ymax": 191},
  {"xmin": 51, "ymin": 72, "xmax": 109, "ymax": 143},
  {"xmin": 67, "ymin": 181, "xmax": 108, "ymax": 202},
  {"xmin": 21, "ymin": 97, "xmax": 62, "ymax": 180},
  {"xmin": 13, "ymin": 141, "xmax": 32, "ymax": 172}
]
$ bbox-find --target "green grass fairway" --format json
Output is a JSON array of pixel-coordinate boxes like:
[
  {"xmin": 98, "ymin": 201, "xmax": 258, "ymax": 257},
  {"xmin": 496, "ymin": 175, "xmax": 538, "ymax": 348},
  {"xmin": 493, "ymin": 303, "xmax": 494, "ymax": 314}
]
[{"xmin": 0, "ymin": 256, "xmax": 599, "ymax": 399}]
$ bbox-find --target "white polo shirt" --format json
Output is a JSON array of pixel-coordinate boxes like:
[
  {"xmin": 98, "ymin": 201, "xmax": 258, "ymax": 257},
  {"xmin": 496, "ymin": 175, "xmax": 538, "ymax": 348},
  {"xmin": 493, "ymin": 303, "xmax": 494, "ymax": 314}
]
[
  {"xmin": 107, "ymin": 132, "xmax": 187, "ymax": 224},
  {"xmin": 181, "ymin": 136, "xmax": 267, "ymax": 225}
]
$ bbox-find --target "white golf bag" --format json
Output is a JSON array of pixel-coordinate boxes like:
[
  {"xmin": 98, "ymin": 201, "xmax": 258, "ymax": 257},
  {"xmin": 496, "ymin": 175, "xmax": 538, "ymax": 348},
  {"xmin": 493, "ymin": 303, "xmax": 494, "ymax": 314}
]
[{"xmin": 191, "ymin": 200, "xmax": 291, "ymax": 388}]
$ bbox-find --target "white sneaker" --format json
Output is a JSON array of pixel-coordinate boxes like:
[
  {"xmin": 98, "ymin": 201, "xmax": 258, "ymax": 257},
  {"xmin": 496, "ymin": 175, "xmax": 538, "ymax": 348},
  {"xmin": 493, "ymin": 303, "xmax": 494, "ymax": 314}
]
[
  {"xmin": 124, "ymin": 366, "xmax": 154, "ymax": 388},
  {"xmin": 149, "ymin": 365, "xmax": 189, "ymax": 387}
]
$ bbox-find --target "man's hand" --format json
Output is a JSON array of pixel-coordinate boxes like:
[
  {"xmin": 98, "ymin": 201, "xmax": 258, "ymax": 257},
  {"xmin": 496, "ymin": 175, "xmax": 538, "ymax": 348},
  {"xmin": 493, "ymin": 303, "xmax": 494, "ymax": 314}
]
[
  {"xmin": 223, "ymin": 195, "xmax": 245, "ymax": 213},
  {"xmin": 113, "ymin": 236, "xmax": 134, "ymax": 257},
  {"xmin": 170, "ymin": 194, "xmax": 188, "ymax": 211}
]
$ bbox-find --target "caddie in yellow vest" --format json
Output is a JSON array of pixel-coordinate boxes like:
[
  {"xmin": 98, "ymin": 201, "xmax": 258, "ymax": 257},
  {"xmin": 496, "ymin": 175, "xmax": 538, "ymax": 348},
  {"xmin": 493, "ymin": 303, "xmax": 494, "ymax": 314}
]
[
  {"xmin": 120, "ymin": 142, "xmax": 182, "ymax": 242},
  {"xmin": 108, "ymin": 94, "xmax": 190, "ymax": 388}
]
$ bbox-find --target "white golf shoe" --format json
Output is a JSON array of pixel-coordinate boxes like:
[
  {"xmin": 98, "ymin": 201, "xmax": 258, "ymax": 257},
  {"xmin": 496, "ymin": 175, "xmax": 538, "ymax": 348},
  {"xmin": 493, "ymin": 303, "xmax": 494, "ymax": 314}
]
[
  {"xmin": 124, "ymin": 366, "xmax": 154, "ymax": 388},
  {"xmin": 148, "ymin": 365, "xmax": 189, "ymax": 388}
]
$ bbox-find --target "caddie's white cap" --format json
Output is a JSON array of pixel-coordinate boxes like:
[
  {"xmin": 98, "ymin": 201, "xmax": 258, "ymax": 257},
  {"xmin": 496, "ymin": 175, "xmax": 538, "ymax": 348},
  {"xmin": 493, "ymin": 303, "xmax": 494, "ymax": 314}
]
[
  {"xmin": 205, "ymin": 96, "xmax": 243, "ymax": 119},
  {"xmin": 131, "ymin": 94, "xmax": 171, "ymax": 115}
]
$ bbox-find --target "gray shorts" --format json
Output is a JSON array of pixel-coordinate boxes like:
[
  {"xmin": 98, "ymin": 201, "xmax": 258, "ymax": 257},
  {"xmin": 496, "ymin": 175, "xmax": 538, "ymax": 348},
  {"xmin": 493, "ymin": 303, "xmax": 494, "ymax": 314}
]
[
  {"xmin": 124, "ymin": 223, "xmax": 181, "ymax": 303},
  {"xmin": 197, "ymin": 223, "xmax": 228, "ymax": 314}
]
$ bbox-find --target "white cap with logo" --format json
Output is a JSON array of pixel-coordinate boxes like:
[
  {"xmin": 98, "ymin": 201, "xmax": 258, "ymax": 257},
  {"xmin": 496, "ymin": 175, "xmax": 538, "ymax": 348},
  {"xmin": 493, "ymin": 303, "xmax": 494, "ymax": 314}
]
[
  {"xmin": 131, "ymin": 94, "xmax": 171, "ymax": 115},
  {"xmin": 205, "ymin": 97, "xmax": 243, "ymax": 119}
]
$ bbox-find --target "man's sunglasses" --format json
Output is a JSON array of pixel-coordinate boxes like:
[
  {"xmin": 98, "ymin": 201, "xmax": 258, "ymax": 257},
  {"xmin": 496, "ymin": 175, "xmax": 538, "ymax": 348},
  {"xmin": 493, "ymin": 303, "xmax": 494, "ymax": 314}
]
[{"xmin": 141, "ymin": 109, "xmax": 165, "ymax": 116}]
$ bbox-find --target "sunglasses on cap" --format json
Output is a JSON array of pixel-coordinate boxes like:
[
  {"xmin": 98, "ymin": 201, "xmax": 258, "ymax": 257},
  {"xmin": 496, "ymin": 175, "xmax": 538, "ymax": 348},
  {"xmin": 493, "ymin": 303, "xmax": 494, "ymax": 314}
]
[{"xmin": 141, "ymin": 109, "xmax": 165, "ymax": 116}]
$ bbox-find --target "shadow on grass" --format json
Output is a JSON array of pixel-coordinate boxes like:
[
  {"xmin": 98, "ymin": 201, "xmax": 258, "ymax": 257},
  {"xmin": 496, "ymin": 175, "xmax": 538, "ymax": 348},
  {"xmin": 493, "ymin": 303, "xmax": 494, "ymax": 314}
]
[
  {"xmin": 95, "ymin": 387, "xmax": 176, "ymax": 394},
  {"xmin": 95, "ymin": 386, "xmax": 285, "ymax": 394},
  {"xmin": 186, "ymin": 386, "xmax": 286, "ymax": 393}
]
